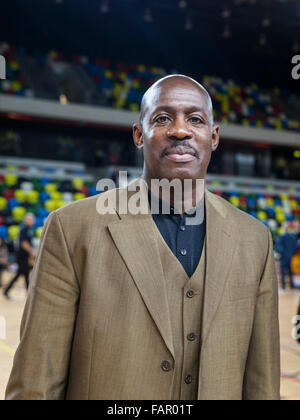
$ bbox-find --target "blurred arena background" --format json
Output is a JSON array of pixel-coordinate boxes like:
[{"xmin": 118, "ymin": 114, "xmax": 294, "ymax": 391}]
[{"xmin": 0, "ymin": 0, "xmax": 300, "ymax": 400}]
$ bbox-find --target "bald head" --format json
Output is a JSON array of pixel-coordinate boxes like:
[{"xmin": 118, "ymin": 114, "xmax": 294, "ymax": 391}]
[
  {"xmin": 139, "ymin": 74, "xmax": 214, "ymax": 126},
  {"xmin": 24, "ymin": 213, "xmax": 35, "ymax": 227}
]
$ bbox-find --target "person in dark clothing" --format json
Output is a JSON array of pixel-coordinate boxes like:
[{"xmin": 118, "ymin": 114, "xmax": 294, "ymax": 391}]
[
  {"xmin": 0, "ymin": 237, "xmax": 9, "ymax": 288},
  {"xmin": 276, "ymin": 225, "xmax": 297, "ymax": 290},
  {"xmin": 297, "ymin": 301, "xmax": 300, "ymax": 345},
  {"xmin": 3, "ymin": 213, "xmax": 36, "ymax": 299}
]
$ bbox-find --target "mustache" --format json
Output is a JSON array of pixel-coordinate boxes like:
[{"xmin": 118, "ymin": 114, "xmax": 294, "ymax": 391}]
[{"xmin": 160, "ymin": 142, "xmax": 199, "ymax": 159}]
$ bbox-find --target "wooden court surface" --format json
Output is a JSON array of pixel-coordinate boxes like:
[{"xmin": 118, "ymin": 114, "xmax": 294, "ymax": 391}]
[{"xmin": 0, "ymin": 272, "xmax": 300, "ymax": 400}]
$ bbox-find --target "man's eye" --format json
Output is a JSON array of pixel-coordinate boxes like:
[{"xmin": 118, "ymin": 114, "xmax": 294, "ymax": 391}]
[
  {"xmin": 156, "ymin": 116, "xmax": 169, "ymax": 124},
  {"xmin": 189, "ymin": 117, "xmax": 203, "ymax": 124}
]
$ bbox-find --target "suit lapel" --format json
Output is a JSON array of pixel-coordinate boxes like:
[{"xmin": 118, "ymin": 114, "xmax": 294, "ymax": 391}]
[
  {"xmin": 107, "ymin": 178, "xmax": 175, "ymax": 358},
  {"xmin": 201, "ymin": 189, "xmax": 235, "ymax": 347}
]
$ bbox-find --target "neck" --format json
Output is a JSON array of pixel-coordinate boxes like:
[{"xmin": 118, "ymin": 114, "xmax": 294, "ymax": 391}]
[{"xmin": 142, "ymin": 174, "xmax": 205, "ymax": 215}]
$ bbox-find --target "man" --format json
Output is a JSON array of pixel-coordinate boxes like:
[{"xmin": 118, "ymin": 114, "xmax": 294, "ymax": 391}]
[
  {"xmin": 297, "ymin": 300, "xmax": 300, "ymax": 345},
  {"xmin": 276, "ymin": 224, "xmax": 297, "ymax": 291},
  {"xmin": 6, "ymin": 75, "xmax": 280, "ymax": 400},
  {"xmin": 0, "ymin": 237, "xmax": 9, "ymax": 288},
  {"xmin": 3, "ymin": 213, "xmax": 35, "ymax": 299}
]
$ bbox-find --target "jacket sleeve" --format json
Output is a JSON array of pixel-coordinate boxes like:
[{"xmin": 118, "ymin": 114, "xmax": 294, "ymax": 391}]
[
  {"xmin": 243, "ymin": 228, "xmax": 281, "ymax": 400},
  {"xmin": 5, "ymin": 211, "xmax": 80, "ymax": 400}
]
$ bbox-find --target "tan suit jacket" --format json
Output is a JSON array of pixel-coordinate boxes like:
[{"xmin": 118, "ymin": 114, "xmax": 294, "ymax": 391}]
[{"xmin": 5, "ymin": 177, "xmax": 280, "ymax": 400}]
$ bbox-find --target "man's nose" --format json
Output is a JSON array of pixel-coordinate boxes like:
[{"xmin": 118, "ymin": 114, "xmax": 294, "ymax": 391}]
[{"xmin": 167, "ymin": 118, "xmax": 192, "ymax": 140}]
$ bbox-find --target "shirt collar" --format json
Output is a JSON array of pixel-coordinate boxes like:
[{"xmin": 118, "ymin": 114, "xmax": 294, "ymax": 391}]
[{"xmin": 147, "ymin": 188, "xmax": 205, "ymax": 219}]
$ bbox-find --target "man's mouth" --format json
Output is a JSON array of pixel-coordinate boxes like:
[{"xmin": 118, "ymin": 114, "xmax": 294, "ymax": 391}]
[{"xmin": 164, "ymin": 146, "xmax": 196, "ymax": 163}]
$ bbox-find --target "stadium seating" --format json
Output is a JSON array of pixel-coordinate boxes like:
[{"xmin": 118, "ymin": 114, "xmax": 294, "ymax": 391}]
[
  {"xmin": 206, "ymin": 179, "xmax": 300, "ymax": 238},
  {"xmin": 226, "ymin": 191, "xmax": 299, "ymax": 236},
  {"xmin": 0, "ymin": 166, "xmax": 97, "ymax": 242},
  {"xmin": 1, "ymin": 41, "xmax": 299, "ymax": 133},
  {"xmin": 0, "ymin": 43, "xmax": 33, "ymax": 98},
  {"xmin": 202, "ymin": 76, "xmax": 300, "ymax": 132}
]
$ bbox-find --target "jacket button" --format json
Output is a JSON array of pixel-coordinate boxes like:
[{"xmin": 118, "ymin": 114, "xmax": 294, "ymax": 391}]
[
  {"xmin": 161, "ymin": 361, "xmax": 172, "ymax": 372},
  {"xmin": 186, "ymin": 289, "xmax": 195, "ymax": 298},
  {"xmin": 187, "ymin": 332, "xmax": 197, "ymax": 341},
  {"xmin": 185, "ymin": 375, "xmax": 193, "ymax": 384}
]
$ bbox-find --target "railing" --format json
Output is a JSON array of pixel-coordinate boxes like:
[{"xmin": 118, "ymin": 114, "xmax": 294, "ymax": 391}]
[{"xmin": 0, "ymin": 156, "xmax": 93, "ymax": 181}]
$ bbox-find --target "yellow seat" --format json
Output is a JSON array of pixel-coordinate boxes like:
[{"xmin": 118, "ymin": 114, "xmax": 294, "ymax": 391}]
[
  {"xmin": 9, "ymin": 225, "xmax": 20, "ymax": 241},
  {"xmin": 257, "ymin": 211, "xmax": 267, "ymax": 221},
  {"xmin": 276, "ymin": 213, "xmax": 286, "ymax": 223},
  {"xmin": 44, "ymin": 200, "xmax": 57, "ymax": 212},
  {"xmin": 27, "ymin": 190, "xmax": 39, "ymax": 204},
  {"xmin": 72, "ymin": 178, "xmax": 84, "ymax": 190},
  {"xmin": 229, "ymin": 197, "xmax": 239, "ymax": 207},
  {"xmin": 15, "ymin": 189, "xmax": 27, "ymax": 203},
  {"xmin": 36, "ymin": 227, "xmax": 43, "ymax": 239},
  {"xmin": 50, "ymin": 191, "xmax": 62, "ymax": 201},
  {"xmin": 45, "ymin": 183, "xmax": 57, "ymax": 194},
  {"xmin": 74, "ymin": 193, "xmax": 85, "ymax": 201},
  {"xmin": 12, "ymin": 206, "xmax": 26, "ymax": 222},
  {"xmin": 55, "ymin": 200, "xmax": 66, "ymax": 209},
  {"xmin": 5, "ymin": 174, "xmax": 18, "ymax": 187},
  {"xmin": 0, "ymin": 197, "xmax": 7, "ymax": 211}
]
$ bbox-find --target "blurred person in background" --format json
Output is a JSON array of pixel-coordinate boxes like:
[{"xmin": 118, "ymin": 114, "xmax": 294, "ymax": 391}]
[
  {"xmin": 221, "ymin": 145, "xmax": 235, "ymax": 175},
  {"xmin": 291, "ymin": 237, "xmax": 300, "ymax": 289},
  {"xmin": 297, "ymin": 301, "xmax": 300, "ymax": 345},
  {"xmin": 255, "ymin": 150, "xmax": 272, "ymax": 178},
  {"xmin": 0, "ymin": 237, "xmax": 9, "ymax": 288},
  {"xmin": 275, "ymin": 154, "xmax": 288, "ymax": 179},
  {"xmin": 3, "ymin": 213, "xmax": 36, "ymax": 299},
  {"xmin": 111, "ymin": 166, "xmax": 120, "ymax": 185},
  {"xmin": 276, "ymin": 223, "xmax": 297, "ymax": 292}
]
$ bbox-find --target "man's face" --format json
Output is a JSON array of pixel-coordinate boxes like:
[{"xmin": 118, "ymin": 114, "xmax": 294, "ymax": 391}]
[
  {"xmin": 25, "ymin": 216, "xmax": 35, "ymax": 228},
  {"xmin": 133, "ymin": 79, "xmax": 219, "ymax": 182}
]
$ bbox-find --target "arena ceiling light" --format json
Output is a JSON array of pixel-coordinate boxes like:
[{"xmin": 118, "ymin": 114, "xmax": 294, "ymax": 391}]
[
  {"xmin": 143, "ymin": 8, "xmax": 153, "ymax": 22},
  {"xmin": 59, "ymin": 94, "xmax": 68, "ymax": 105},
  {"xmin": 259, "ymin": 33, "xmax": 267, "ymax": 46},
  {"xmin": 178, "ymin": 0, "xmax": 187, "ymax": 8},
  {"xmin": 292, "ymin": 41, "xmax": 299, "ymax": 53},
  {"xmin": 100, "ymin": 0, "xmax": 109, "ymax": 14},
  {"xmin": 222, "ymin": 25, "xmax": 231, "ymax": 38},
  {"xmin": 221, "ymin": 8, "xmax": 231, "ymax": 19},
  {"xmin": 184, "ymin": 15, "xmax": 193, "ymax": 31},
  {"xmin": 262, "ymin": 18, "xmax": 271, "ymax": 27}
]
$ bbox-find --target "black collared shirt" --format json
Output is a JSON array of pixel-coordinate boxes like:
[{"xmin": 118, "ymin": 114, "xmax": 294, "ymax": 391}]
[{"xmin": 148, "ymin": 190, "xmax": 206, "ymax": 278}]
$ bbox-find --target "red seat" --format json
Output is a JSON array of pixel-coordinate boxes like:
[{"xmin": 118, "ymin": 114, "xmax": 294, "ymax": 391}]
[{"xmin": 3, "ymin": 189, "xmax": 15, "ymax": 200}]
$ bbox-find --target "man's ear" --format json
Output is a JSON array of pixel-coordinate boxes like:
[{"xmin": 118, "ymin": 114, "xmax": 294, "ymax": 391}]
[
  {"xmin": 133, "ymin": 124, "xmax": 144, "ymax": 149},
  {"xmin": 211, "ymin": 125, "xmax": 219, "ymax": 152}
]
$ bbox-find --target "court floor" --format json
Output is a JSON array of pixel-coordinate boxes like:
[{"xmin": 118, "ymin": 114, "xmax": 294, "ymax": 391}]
[{"xmin": 0, "ymin": 273, "xmax": 300, "ymax": 400}]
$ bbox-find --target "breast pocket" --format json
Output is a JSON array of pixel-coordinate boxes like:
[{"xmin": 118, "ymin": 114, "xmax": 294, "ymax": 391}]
[{"xmin": 227, "ymin": 242, "xmax": 260, "ymax": 302}]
